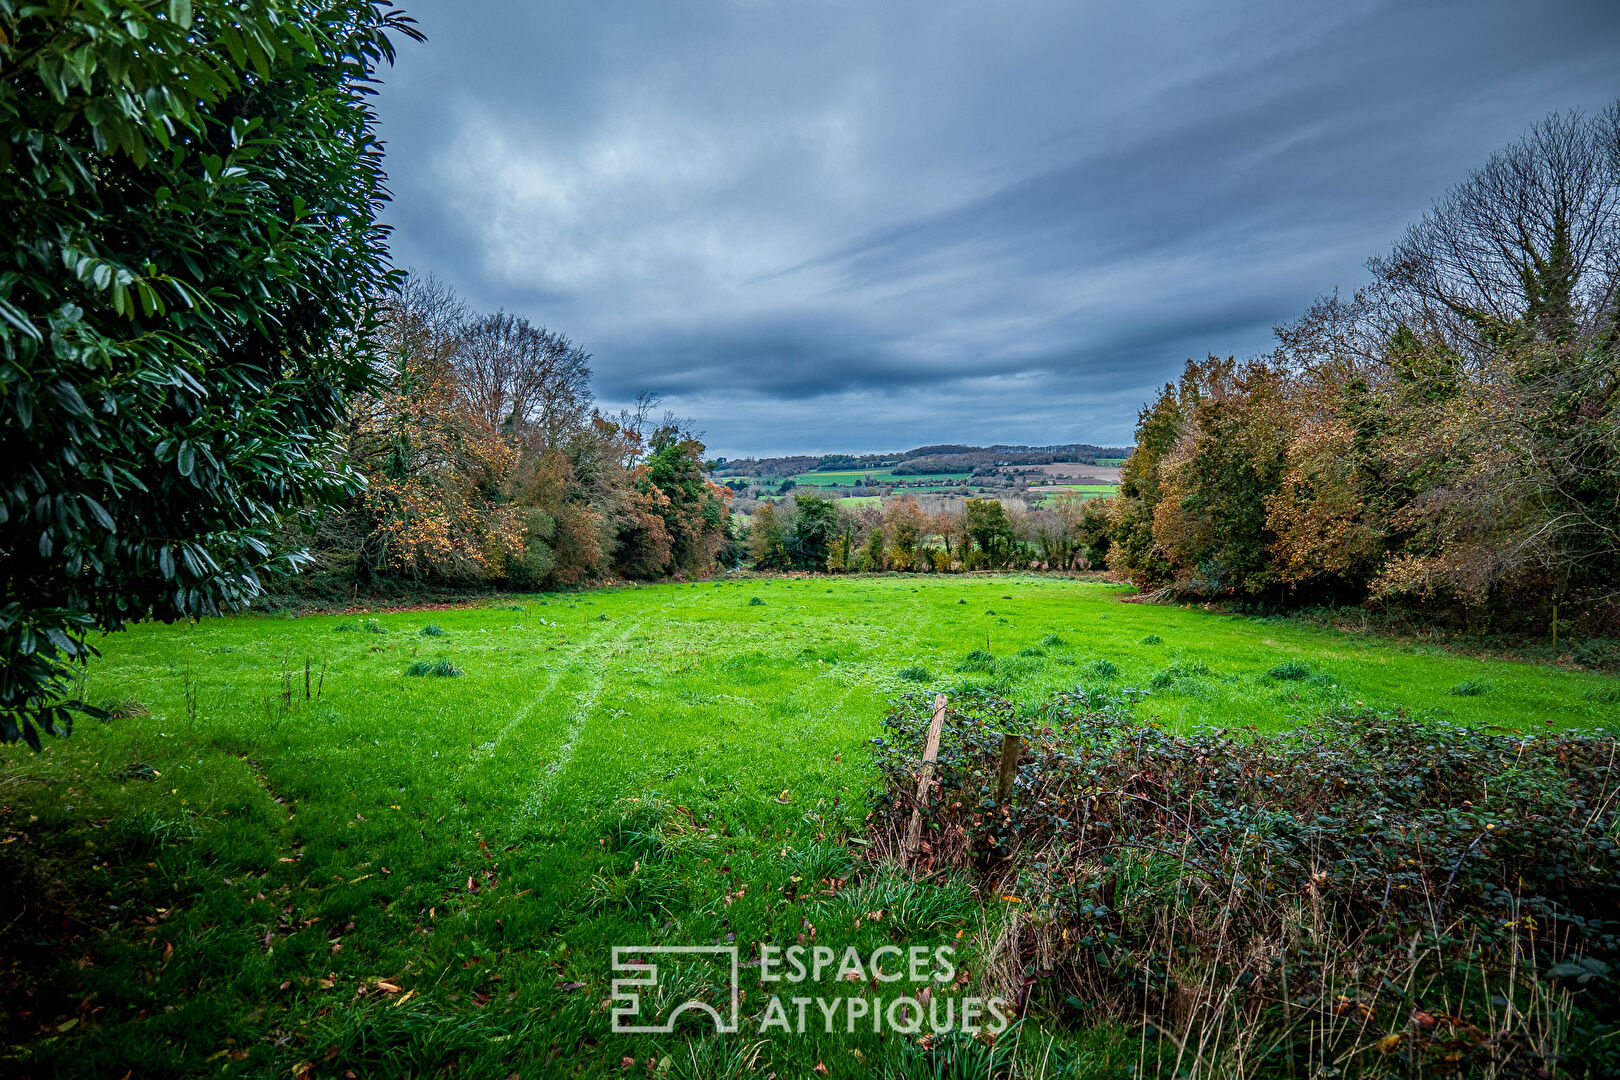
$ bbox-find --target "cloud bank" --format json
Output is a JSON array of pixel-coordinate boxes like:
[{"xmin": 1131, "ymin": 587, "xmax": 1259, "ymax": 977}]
[{"xmin": 376, "ymin": 0, "xmax": 1620, "ymax": 457}]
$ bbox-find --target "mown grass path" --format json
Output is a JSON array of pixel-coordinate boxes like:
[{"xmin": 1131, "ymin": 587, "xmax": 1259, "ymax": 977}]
[{"xmin": 3, "ymin": 577, "xmax": 1615, "ymax": 1079}]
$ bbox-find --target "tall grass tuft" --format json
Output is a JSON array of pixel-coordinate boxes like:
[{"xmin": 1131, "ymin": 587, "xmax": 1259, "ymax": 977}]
[
  {"xmin": 94, "ymin": 697, "xmax": 150, "ymax": 720},
  {"xmin": 896, "ymin": 664, "xmax": 931, "ymax": 683},
  {"xmin": 420, "ymin": 624, "xmax": 446, "ymax": 637},
  {"xmin": 1450, "ymin": 679, "xmax": 1491, "ymax": 696},
  {"xmin": 956, "ymin": 649, "xmax": 996, "ymax": 673},
  {"xmin": 405, "ymin": 659, "xmax": 462, "ymax": 677},
  {"xmin": 1265, "ymin": 659, "xmax": 1312, "ymax": 680}
]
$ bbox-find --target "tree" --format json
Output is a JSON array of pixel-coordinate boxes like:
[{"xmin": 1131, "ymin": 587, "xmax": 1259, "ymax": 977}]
[
  {"xmin": 1107, "ymin": 377, "xmax": 1189, "ymax": 587},
  {"xmin": 454, "ymin": 311, "xmax": 592, "ymax": 447},
  {"xmin": 639, "ymin": 426, "xmax": 730, "ymax": 576},
  {"xmin": 749, "ymin": 503, "xmax": 790, "ymax": 570},
  {"xmin": 1151, "ymin": 357, "xmax": 1292, "ymax": 598},
  {"xmin": 1374, "ymin": 106, "xmax": 1620, "ymax": 363},
  {"xmin": 344, "ymin": 279, "xmax": 524, "ymax": 582},
  {"xmin": 963, "ymin": 499, "xmax": 1016, "ymax": 569},
  {"xmin": 0, "ymin": 2, "xmax": 421, "ymax": 747},
  {"xmin": 885, "ymin": 496, "xmax": 926, "ymax": 570},
  {"xmin": 1367, "ymin": 105, "xmax": 1620, "ymax": 619},
  {"xmin": 862, "ymin": 527, "xmax": 886, "ymax": 572},
  {"xmin": 788, "ymin": 493, "xmax": 838, "ymax": 571}
]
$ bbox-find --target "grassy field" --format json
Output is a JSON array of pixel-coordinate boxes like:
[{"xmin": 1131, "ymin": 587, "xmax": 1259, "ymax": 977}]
[
  {"xmin": 5, "ymin": 577, "xmax": 1616, "ymax": 1078},
  {"xmin": 784, "ymin": 470, "xmax": 971, "ymax": 486},
  {"xmin": 1035, "ymin": 483, "xmax": 1118, "ymax": 504}
]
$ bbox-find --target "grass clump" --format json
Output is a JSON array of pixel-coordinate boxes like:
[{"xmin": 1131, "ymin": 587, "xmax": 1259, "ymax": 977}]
[
  {"xmin": 93, "ymin": 697, "xmax": 150, "ymax": 720},
  {"xmin": 896, "ymin": 664, "xmax": 931, "ymax": 683},
  {"xmin": 404, "ymin": 659, "xmax": 463, "ymax": 677},
  {"xmin": 363, "ymin": 618, "xmax": 386, "ymax": 634},
  {"xmin": 748, "ymin": 596, "xmax": 766, "ymax": 606},
  {"xmin": 106, "ymin": 761, "xmax": 160, "ymax": 781},
  {"xmin": 1017, "ymin": 646, "xmax": 1045, "ymax": 658},
  {"xmin": 782, "ymin": 841, "xmax": 854, "ymax": 885},
  {"xmin": 419, "ymin": 624, "xmax": 446, "ymax": 637},
  {"xmin": 833, "ymin": 869, "xmax": 976, "ymax": 936},
  {"xmin": 1089, "ymin": 658, "xmax": 1117, "ymax": 679},
  {"xmin": 1450, "ymin": 679, "xmax": 1492, "ymax": 696},
  {"xmin": 1265, "ymin": 659, "xmax": 1312, "ymax": 681},
  {"xmin": 1139, "ymin": 633, "xmax": 1163, "ymax": 645},
  {"xmin": 956, "ymin": 649, "xmax": 996, "ymax": 673}
]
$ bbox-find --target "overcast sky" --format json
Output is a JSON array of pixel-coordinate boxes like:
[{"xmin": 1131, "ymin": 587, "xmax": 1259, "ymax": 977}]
[{"xmin": 374, "ymin": 0, "xmax": 1620, "ymax": 459}]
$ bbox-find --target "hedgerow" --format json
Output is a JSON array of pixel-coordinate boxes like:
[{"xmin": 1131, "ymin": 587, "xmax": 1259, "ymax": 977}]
[{"xmin": 871, "ymin": 691, "xmax": 1619, "ymax": 1075}]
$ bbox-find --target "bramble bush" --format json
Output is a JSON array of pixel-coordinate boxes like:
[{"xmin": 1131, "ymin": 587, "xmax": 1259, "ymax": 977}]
[{"xmin": 872, "ymin": 691, "xmax": 1619, "ymax": 1075}]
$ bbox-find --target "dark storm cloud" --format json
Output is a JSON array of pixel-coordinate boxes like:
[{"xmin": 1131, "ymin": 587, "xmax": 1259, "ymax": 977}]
[{"xmin": 375, "ymin": 0, "xmax": 1620, "ymax": 457}]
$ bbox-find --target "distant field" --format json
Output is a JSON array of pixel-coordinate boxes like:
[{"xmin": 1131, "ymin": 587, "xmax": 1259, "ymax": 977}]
[
  {"xmin": 1037, "ymin": 485, "xmax": 1117, "ymax": 505},
  {"xmin": 998, "ymin": 463, "xmax": 1123, "ymax": 483},
  {"xmin": 785, "ymin": 469, "xmax": 972, "ymax": 486},
  {"xmin": 6, "ymin": 576, "xmax": 1615, "ymax": 1077}
]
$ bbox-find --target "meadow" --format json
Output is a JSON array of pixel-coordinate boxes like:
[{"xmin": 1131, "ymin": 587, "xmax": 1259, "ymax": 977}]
[
  {"xmin": 783, "ymin": 470, "xmax": 972, "ymax": 486},
  {"xmin": 3, "ymin": 576, "xmax": 1616, "ymax": 1078}
]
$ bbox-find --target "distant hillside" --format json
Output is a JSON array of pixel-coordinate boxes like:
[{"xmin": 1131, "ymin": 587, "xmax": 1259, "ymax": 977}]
[{"xmin": 712, "ymin": 442, "xmax": 1132, "ymax": 478}]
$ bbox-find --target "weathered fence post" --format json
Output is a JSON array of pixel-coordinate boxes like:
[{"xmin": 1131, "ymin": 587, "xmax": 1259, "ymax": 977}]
[
  {"xmin": 996, "ymin": 733, "xmax": 1021, "ymax": 803},
  {"xmin": 904, "ymin": 693, "xmax": 948, "ymax": 864}
]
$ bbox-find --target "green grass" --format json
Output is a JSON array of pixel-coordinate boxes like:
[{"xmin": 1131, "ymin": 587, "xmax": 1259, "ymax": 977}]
[
  {"xmin": 4, "ymin": 576, "xmax": 1615, "ymax": 1078},
  {"xmin": 785, "ymin": 469, "xmax": 971, "ymax": 485}
]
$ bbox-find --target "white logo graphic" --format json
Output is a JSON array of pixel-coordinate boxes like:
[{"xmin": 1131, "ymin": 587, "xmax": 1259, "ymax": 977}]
[{"xmin": 610, "ymin": 945, "xmax": 740, "ymax": 1034}]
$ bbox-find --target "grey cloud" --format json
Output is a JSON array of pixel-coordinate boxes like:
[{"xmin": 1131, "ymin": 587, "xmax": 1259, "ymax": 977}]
[{"xmin": 376, "ymin": 0, "xmax": 1620, "ymax": 458}]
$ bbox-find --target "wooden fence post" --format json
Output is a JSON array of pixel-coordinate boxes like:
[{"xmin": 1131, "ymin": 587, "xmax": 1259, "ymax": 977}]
[
  {"xmin": 996, "ymin": 733, "xmax": 1021, "ymax": 803},
  {"xmin": 903, "ymin": 693, "xmax": 948, "ymax": 865}
]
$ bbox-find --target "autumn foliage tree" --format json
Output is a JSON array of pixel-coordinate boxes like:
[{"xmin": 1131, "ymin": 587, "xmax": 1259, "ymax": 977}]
[
  {"xmin": 301, "ymin": 277, "xmax": 731, "ymax": 591},
  {"xmin": 1105, "ymin": 103, "xmax": 1620, "ymax": 634}
]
